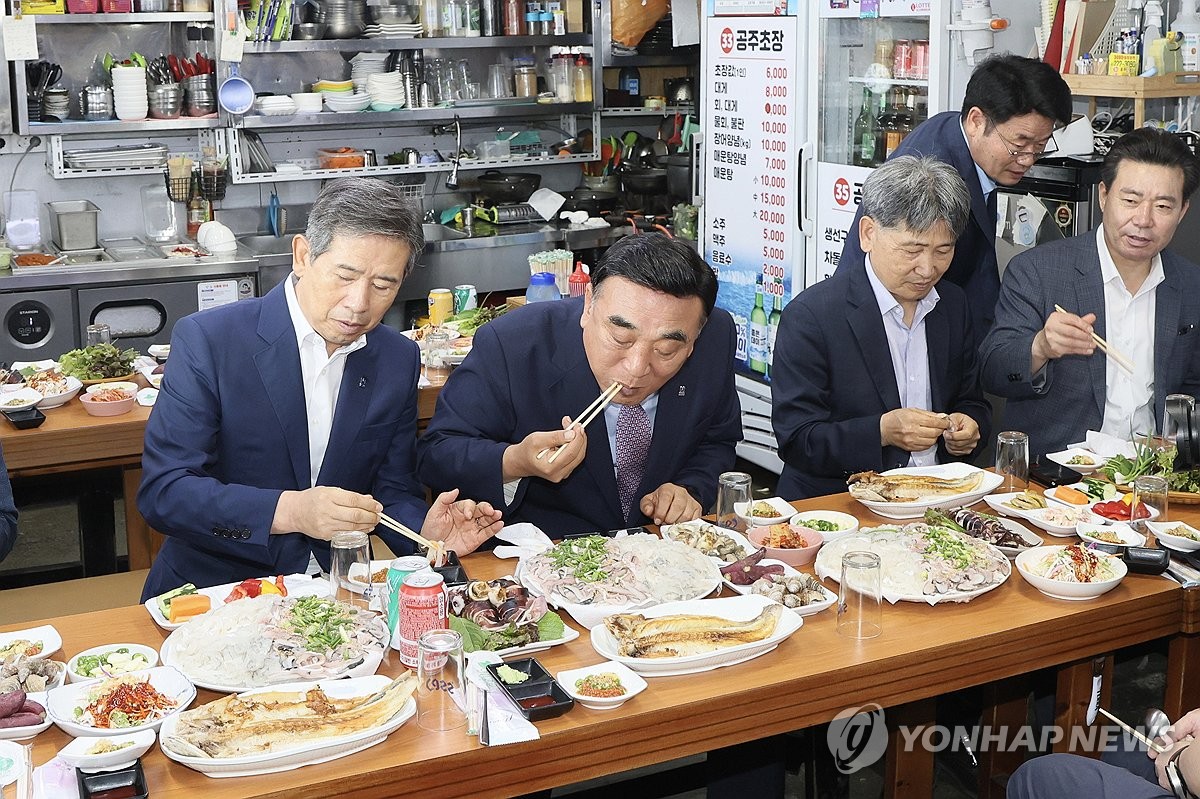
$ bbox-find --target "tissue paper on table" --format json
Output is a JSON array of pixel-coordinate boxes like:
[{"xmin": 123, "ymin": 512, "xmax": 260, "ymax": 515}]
[
  {"xmin": 493, "ymin": 523, "xmax": 554, "ymax": 559},
  {"xmin": 1068, "ymin": 431, "xmax": 1138, "ymax": 460}
]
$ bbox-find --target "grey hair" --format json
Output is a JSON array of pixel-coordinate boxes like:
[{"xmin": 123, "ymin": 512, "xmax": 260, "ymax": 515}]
[
  {"xmin": 304, "ymin": 178, "xmax": 425, "ymax": 277},
  {"xmin": 859, "ymin": 155, "xmax": 971, "ymax": 237}
]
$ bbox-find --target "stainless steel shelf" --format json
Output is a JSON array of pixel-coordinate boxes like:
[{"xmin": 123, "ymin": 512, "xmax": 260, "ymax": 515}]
[
  {"xmin": 600, "ymin": 51, "xmax": 697, "ymax": 68},
  {"xmin": 29, "ymin": 118, "xmax": 219, "ymax": 134},
  {"xmin": 28, "ymin": 12, "xmax": 212, "ymax": 22},
  {"xmin": 600, "ymin": 105, "xmax": 693, "ymax": 117},
  {"xmin": 243, "ymin": 33, "xmax": 590, "ymax": 53},
  {"xmin": 239, "ymin": 102, "xmax": 592, "ymax": 129},
  {"xmin": 232, "ymin": 152, "xmax": 596, "ymax": 183}
]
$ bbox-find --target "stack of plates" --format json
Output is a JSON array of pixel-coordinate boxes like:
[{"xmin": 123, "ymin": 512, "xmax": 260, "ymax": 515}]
[
  {"xmin": 42, "ymin": 88, "xmax": 69, "ymax": 121},
  {"xmin": 111, "ymin": 66, "xmax": 149, "ymax": 121},
  {"xmin": 255, "ymin": 96, "xmax": 298, "ymax": 116},
  {"xmin": 362, "ymin": 22, "xmax": 421, "ymax": 37},
  {"xmin": 366, "ymin": 72, "xmax": 405, "ymax": 111},
  {"xmin": 323, "ymin": 92, "xmax": 373, "ymax": 113},
  {"xmin": 350, "ymin": 52, "xmax": 389, "ymax": 93},
  {"xmin": 313, "ymin": 79, "xmax": 354, "ymax": 93},
  {"xmin": 62, "ymin": 143, "xmax": 169, "ymax": 170}
]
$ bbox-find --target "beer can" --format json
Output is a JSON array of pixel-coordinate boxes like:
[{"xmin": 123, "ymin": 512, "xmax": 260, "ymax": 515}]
[
  {"xmin": 453, "ymin": 284, "xmax": 478, "ymax": 314},
  {"xmin": 428, "ymin": 288, "xmax": 454, "ymax": 325},
  {"xmin": 912, "ymin": 40, "xmax": 929, "ymax": 81},
  {"xmin": 397, "ymin": 570, "xmax": 446, "ymax": 668},
  {"xmin": 893, "ymin": 39, "xmax": 912, "ymax": 81},
  {"xmin": 384, "ymin": 555, "xmax": 431, "ymax": 650}
]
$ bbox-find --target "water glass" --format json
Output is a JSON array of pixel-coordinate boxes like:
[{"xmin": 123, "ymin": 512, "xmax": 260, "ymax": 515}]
[
  {"xmin": 417, "ymin": 628, "xmax": 467, "ymax": 731},
  {"xmin": 424, "ymin": 329, "xmax": 453, "ymax": 372},
  {"xmin": 995, "ymin": 431, "xmax": 1030, "ymax": 493},
  {"xmin": 837, "ymin": 551, "xmax": 882, "ymax": 639},
  {"xmin": 1132, "ymin": 475, "xmax": 1169, "ymax": 529},
  {"xmin": 488, "ymin": 63, "xmax": 512, "ymax": 98},
  {"xmin": 330, "ymin": 531, "xmax": 371, "ymax": 608},
  {"xmin": 716, "ymin": 471, "xmax": 751, "ymax": 531},
  {"xmin": 85, "ymin": 324, "xmax": 112, "ymax": 346}
]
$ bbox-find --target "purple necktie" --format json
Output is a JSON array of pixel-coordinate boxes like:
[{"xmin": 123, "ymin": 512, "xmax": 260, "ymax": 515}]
[{"xmin": 615, "ymin": 403, "xmax": 652, "ymax": 522}]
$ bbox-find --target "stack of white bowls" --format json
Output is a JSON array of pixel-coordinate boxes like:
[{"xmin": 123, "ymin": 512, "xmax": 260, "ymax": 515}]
[
  {"xmin": 290, "ymin": 92, "xmax": 324, "ymax": 113},
  {"xmin": 366, "ymin": 72, "xmax": 405, "ymax": 110},
  {"xmin": 323, "ymin": 91, "xmax": 373, "ymax": 113},
  {"xmin": 255, "ymin": 96, "xmax": 298, "ymax": 116},
  {"xmin": 112, "ymin": 65, "xmax": 149, "ymax": 121},
  {"xmin": 350, "ymin": 52, "xmax": 388, "ymax": 93}
]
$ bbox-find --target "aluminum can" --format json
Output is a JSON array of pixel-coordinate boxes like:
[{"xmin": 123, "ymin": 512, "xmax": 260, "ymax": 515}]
[
  {"xmin": 397, "ymin": 570, "xmax": 447, "ymax": 668},
  {"xmin": 893, "ymin": 39, "xmax": 912, "ymax": 81},
  {"xmin": 384, "ymin": 555, "xmax": 431, "ymax": 650},
  {"xmin": 912, "ymin": 40, "xmax": 929, "ymax": 81},
  {"xmin": 453, "ymin": 284, "xmax": 478, "ymax": 314},
  {"xmin": 428, "ymin": 288, "xmax": 454, "ymax": 325}
]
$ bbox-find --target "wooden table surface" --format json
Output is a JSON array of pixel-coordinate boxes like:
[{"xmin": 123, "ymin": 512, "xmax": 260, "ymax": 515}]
[{"xmin": 3, "ymin": 493, "xmax": 1186, "ymax": 799}]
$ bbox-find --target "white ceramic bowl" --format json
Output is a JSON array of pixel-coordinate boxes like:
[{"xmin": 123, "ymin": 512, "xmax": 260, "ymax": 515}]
[
  {"xmin": 0, "ymin": 387, "xmax": 42, "ymax": 411},
  {"xmin": 1147, "ymin": 521, "xmax": 1200, "ymax": 552},
  {"xmin": 57, "ymin": 729, "xmax": 157, "ymax": 772},
  {"xmin": 734, "ymin": 496, "xmax": 794, "ymax": 526},
  {"xmin": 1076, "ymin": 522, "xmax": 1145, "ymax": 548},
  {"xmin": 555, "ymin": 661, "xmax": 647, "ymax": 710},
  {"xmin": 67, "ymin": 643, "xmax": 159, "ymax": 683},
  {"xmin": 85, "ymin": 381, "xmax": 138, "ymax": 395},
  {"xmin": 34, "ymin": 376, "xmax": 82, "ymax": 409},
  {"xmin": 0, "ymin": 691, "xmax": 50, "ymax": 741},
  {"xmin": 789, "ymin": 510, "xmax": 860, "ymax": 542},
  {"xmin": 1015, "ymin": 545, "xmax": 1128, "ymax": 600},
  {"xmin": 1044, "ymin": 448, "xmax": 1105, "ymax": 474},
  {"xmin": 0, "ymin": 625, "xmax": 62, "ymax": 661},
  {"xmin": 47, "ymin": 666, "xmax": 195, "ymax": 737}
]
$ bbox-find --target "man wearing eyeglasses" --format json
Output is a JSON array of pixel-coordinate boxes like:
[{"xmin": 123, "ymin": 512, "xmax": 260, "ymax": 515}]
[
  {"xmin": 980, "ymin": 127, "xmax": 1200, "ymax": 460},
  {"xmin": 836, "ymin": 54, "xmax": 1071, "ymax": 345}
]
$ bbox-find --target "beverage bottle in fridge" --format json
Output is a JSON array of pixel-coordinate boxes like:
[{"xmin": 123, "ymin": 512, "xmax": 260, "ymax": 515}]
[
  {"xmin": 766, "ymin": 284, "xmax": 783, "ymax": 376},
  {"xmin": 748, "ymin": 275, "xmax": 768, "ymax": 375},
  {"xmin": 882, "ymin": 89, "xmax": 906, "ymax": 160},
  {"xmin": 852, "ymin": 87, "xmax": 879, "ymax": 168},
  {"xmin": 898, "ymin": 88, "xmax": 917, "ymax": 144},
  {"xmin": 872, "ymin": 92, "xmax": 888, "ymax": 167}
]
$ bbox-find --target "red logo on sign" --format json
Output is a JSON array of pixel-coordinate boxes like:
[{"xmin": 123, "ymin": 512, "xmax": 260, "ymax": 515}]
[
  {"xmin": 720, "ymin": 27, "xmax": 734, "ymax": 54},
  {"xmin": 833, "ymin": 177, "xmax": 851, "ymax": 206}
]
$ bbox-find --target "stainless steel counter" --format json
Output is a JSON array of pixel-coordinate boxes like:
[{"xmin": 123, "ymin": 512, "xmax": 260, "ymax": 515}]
[{"xmin": 0, "ymin": 252, "xmax": 261, "ymax": 292}]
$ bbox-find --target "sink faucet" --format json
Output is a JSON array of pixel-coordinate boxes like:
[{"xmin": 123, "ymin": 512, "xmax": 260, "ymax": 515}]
[{"xmin": 434, "ymin": 116, "xmax": 462, "ymax": 190}]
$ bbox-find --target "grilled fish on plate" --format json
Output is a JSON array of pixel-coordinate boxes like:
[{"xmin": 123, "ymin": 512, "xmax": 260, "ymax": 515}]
[
  {"xmin": 604, "ymin": 604, "xmax": 782, "ymax": 658},
  {"xmin": 847, "ymin": 470, "xmax": 984, "ymax": 503}
]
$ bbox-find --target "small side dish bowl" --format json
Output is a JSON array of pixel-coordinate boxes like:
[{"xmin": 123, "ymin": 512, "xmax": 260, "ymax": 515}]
[
  {"xmin": 1147, "ymin": 521, "xmax": 1200, "ymax": 552},
  {"xmin": 57, "ymin": 729, "xmax": 157, "ymax": 772},
  {"xmin": 1076, "ymin": 522, "xmax": 1145, "ymax": 548},
  {"xmin": 85, "ymin": 381, "xmax": 138, "ymax": 395},
  {"xmin": 789, "ymin": 510, "xmax": 859, "ymax": 542},
  {"xmin": 556, "ymin": 661, "xmax": 647, "ymax": 710},
  {"xmin": 1015, "ymin": 545, "xmax": 1127, "ymax": 600},
  {"xmin": 0, "ymin": 388, "xmax": 42, "ymax": 412},
  {"xmin": 78, "ymin": 389, "xmax": 136, "ymax": 417},
  {"xmin": 734, "ymin": 497, "xmax": 794, "ymax": 526},
  {"xmin": 67, "ymin": 643, "xmax": 159, "ymax": 684},
  {"xmin": 1044, "ymin": 448, "xmax": 1104, "ymax": 474},
  {"xmin": 747, "ymin": 525, "xmax": 825, "ymax": 567}
]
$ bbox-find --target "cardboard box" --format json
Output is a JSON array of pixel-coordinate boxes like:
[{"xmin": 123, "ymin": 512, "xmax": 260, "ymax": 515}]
[{"xmin": 565, "ymin": 0, "xmax": 584, "ymax": 32}]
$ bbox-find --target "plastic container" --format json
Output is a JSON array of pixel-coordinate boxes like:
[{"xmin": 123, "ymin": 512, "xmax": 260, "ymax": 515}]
[
  {"xmin": 317, "ymin": 147, "xmax": 367, "ymax": 169},
  {"xmin": 514, "ymin": 65, "xmax": 538, "ymax": 97},
  {"xmin": 525, "ymin": 271, "xmax": 559, "ymax": 303},
  {"xmin": 4, "ymin": 191, "xmax": 41, "ymax": 251},
  {"xmin": 66, "ymin": 0, "xmax": 99, "ymax": 12},
  {"xmin": 46, "ymin": 200, "xmax": 100, "ymax": 251},
  {"xmin": 101, "ymin": 0, "xmax": 132, "ymax": 10}
]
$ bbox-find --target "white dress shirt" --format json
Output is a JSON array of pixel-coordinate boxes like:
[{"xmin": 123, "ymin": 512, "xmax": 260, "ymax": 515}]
[
  {"xmin": 865, "ymin": 255, "xmax": 940, "ymax": 466},
  {"xmin": 1095, "ymin": 226, "xmax": 1162, "ymax": 438}
]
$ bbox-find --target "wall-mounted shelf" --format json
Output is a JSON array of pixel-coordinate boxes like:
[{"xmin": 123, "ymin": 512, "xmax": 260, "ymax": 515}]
[
  {"xmin": 1063, "ymin": 72, "xmax": 1200, "ymax": 127},
  {"xmin": 29, "ymin": 117, "xmax": 219, "ymax": 135},
  {"xmin": 600, "ymin": 105, "xmax": 693, "ymax": 117},
  {"xmin": 29, "ymin": 12, "xmax": 211, "ymax": 22},
  {"xmin": 243, "ymin": 33, "xmax": 589, "ymax": 53},
  {"xmin": 238, "ymin": 103, "xmax": 592, "ymax": 130}
]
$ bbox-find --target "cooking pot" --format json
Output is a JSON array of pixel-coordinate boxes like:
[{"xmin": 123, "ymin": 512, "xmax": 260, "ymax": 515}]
[
  {"xmin": 655, "ymin": 152, "xmax": 693, "ymax": 201},
  {"xmin": 561, "ymin": 190, "xmax": 619, "ymax": 215},
  {"xmin": 664, "ymin": 78, "xmax": 694, "ymax": 106},
  {"xmin": 475, "ymin": 170, "xmax": 541, "ymax": 203},
  {"xmin": 620, "ymin": 166, "xmax": 668, "ymax": 194}
]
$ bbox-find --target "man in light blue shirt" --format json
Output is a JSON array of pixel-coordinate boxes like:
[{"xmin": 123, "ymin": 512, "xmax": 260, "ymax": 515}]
[{"xmin": 773, "ymin": 155, "xmax": 991, "ymax": 498}]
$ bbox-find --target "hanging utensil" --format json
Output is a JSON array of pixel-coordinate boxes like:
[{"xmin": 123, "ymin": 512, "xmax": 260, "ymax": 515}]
[
  {"xmin": 218, "ymin": 64, "xmax": 255, "ymax": 114},
  {"xmin": 267, "ymin": 190, "xmax": 282, "ymax": 237}
]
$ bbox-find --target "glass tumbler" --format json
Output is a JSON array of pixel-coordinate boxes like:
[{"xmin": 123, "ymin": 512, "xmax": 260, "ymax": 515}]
[
  {"xmin": 716, "ymin": 471, "xmax": 752, "ymax": 531},
  {"xmin": 330, "ymin": 531, "xmax": 371, "ymax": 608},
  {"xmin": 417, "ymin": 628, "xmax": 467, "ymax": 731},
  {"xmin": 837, "ymin": 551, "xmax": 882, "ymax": 639},
  {"xmin": 995, "ymin": 431, "xmax": 1030, "ymax": 493},
  {"xmin": 1132, "ymin": 475, "xmax": 1169, "ymax": 530},
  {"xmin": 85, "ymin": 324, "xmax": 112, "ymax": 346}
]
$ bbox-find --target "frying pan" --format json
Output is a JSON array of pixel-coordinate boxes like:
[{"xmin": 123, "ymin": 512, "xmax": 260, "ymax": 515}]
[
  {"xmin": 561, "ymin": 190, "xmax": 619, "ymax": 215},
  {"xmin": 219, "ymin": 65, "xmax": 254, "ymax": 115}
]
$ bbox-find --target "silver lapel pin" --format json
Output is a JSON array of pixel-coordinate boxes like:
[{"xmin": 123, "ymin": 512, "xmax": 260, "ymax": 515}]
[
  {"xmin": 678, "ymin": 385, "xmax": 685, "ymax": 397},
  {"xmin": 358, "ymin": 377, "xmax": 368, "ymax": 388}
]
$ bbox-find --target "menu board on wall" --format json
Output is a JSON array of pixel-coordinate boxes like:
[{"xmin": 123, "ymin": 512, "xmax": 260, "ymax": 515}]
[
  {"xmin": 702, "ymin": 14, "xmax": 801, "ymax": 383},
  {"xmin": 810, "ymin": 161, "xmax": 872, "ymax": 285}
]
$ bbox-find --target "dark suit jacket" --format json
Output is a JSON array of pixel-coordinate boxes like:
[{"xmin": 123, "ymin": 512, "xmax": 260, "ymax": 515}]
[
  {"xmin": 980, "ymin": 232, "xmax": 1200, "ymax": 459},
  {"xmin": 416, "ymin": 298, "xmax": 742, "ymax": 535},
  {"xmin": 837, "ymin": 112, "xmax": 999, "ymax": 343},
  {"xmin": 138, "ymin": 282, "xmax": 429, "ymax": 600},
  {"xmin": 772, "ymin": 264, "xmax": 992, "ymax": 500},
  {"xmin": 0, "ymin": 447, "xmax": 16, "ymax": 563}
]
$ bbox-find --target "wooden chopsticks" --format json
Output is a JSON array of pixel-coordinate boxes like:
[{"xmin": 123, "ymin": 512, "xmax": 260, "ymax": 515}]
[
  {"xmin": 1097, "ymin": 708, "xmax": 1166, "ymax": 753},
  {"xmin": 536, "ymin": 380, "xmax": 623, "ymax": 464},
  {"xmin": 378, "ymin": 511, "xmax": 447, "ymax": 566},
  {"xmin": 1054, "ymin": 304, "xmax": 1136, "ymax": 375}
]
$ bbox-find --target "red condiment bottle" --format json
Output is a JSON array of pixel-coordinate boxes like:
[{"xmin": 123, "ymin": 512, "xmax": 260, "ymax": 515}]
[{"xmin": 568, "ymin": 261, "xmax": 590, "ymax": 297}]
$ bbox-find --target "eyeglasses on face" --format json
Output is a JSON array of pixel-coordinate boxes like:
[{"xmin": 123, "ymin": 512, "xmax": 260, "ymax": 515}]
[{"xmin": 987, "ymin": 117, "xmax": 1059, "ymax": 163}]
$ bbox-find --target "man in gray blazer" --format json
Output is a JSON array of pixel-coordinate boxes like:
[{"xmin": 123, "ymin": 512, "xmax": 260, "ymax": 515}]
[{"xmin": 980, "ymin": 128, "xmax": 1200, "ymax": 459}]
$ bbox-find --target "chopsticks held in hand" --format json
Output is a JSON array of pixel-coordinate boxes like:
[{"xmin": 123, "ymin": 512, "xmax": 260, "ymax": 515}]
[
  {"xmin": 377, "ymin": 511, "xmax": 447, "ymax": 567},
  {"xmin": 536, "ymin": 380, "xmax": 623, "ymax": 465},
  {"xmin": 1054, "ymin": 304, "xmax": 1136, "ymax": 375},
  {"xmin": 1097, "ymin": 708, "xmax": 1166, "ymax": 753}
]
